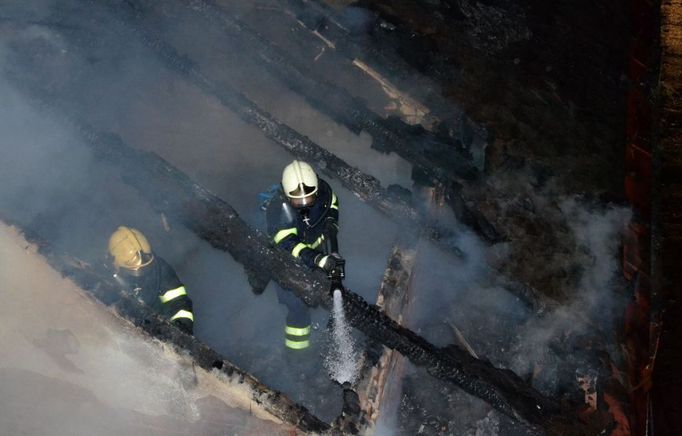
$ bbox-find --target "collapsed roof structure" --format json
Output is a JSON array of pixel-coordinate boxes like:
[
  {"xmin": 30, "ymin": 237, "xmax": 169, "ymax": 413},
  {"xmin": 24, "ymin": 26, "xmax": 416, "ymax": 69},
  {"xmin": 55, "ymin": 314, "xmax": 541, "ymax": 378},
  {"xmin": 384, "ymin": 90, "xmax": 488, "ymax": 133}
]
[{"xmin": 0, "ymin": 0, "xmax": 678, "ymax": 434}]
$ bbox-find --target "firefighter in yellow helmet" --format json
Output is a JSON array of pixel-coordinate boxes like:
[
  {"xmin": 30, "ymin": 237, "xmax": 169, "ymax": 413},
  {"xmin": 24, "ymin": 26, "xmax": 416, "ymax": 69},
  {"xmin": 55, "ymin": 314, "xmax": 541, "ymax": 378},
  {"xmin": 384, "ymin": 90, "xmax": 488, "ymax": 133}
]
[
  {"xmin": 262, "ymin": 160, "xmax": 343, "ymax": 351},
  {"xmin": 108, "ymin": 226, "xmax": 194, "ymax": 335}
]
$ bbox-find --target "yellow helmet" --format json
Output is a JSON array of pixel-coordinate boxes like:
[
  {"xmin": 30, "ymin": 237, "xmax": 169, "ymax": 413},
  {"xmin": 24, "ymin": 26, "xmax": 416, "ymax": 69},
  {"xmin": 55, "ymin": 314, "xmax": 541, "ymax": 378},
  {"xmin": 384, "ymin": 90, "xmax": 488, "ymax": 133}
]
[{"xmin": 108, "ymin": 226, "xmax": 155, "ymax": 271}]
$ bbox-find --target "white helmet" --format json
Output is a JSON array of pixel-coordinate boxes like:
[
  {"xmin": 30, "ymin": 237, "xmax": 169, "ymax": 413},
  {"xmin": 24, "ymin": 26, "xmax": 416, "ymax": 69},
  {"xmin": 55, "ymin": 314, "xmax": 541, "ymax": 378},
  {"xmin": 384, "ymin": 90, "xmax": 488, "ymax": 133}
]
[{"xmin": 282, "ymin": 160, "xmax": 318, "ymax": 208}]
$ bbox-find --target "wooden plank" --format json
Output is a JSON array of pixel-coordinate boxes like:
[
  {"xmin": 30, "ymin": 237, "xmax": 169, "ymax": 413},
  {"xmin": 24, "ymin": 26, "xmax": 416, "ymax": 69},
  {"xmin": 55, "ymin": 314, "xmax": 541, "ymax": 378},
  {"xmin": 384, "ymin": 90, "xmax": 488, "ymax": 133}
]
[{"xmin": 356, "ymin": 245, "xmax": 416, "ymax": 428}]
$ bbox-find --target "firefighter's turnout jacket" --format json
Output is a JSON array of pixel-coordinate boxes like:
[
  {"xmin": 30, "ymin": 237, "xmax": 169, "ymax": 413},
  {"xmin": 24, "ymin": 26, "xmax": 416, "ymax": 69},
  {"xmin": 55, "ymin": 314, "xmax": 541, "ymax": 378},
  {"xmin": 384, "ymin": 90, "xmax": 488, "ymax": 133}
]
[
  {"xmin": 116, "ymin": 257, "xmax": 195, "ymax": 334},
  {"xmin": 266, "ymin": 178, "xmax": 339, "ymax": 268},
  {"xmin": 266, "ymin": 178, "xmax": 339, "ymax": 349}
]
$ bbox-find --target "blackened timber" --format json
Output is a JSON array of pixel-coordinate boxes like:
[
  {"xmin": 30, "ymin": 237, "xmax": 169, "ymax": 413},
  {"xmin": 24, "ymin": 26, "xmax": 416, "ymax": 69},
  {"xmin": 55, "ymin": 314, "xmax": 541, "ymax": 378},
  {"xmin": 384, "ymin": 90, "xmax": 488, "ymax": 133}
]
[
  {"xmin": 21, "ymin": 89, "xmax": 585, "ymax": 433},
  {"xmin": 10, "ymin": 9, "xmax": 588, "ymax": 433},
  {"xmin": 93, "ymin": 126, "xmax": 568, "ymax": 433},
  {"xmin": 171, "ymin": 0, "xmax": 500, "ymax": 243},
  {"xmin": 98, "ymin": 0, "xmax": 470, "ymax": 252},
  {"xmin": 6, "ymin": 39, "xmax": 573, "ymax": 424},
  {"xmin": 2, "ymin": 219, "xmax": 329, "ymax": 434},
  {"xmin": 280, "ymin": 0, "xmax": 453, "ymax": 121},
  {"xmin": 176, "ymin": 0, "xmax": 477, "ymax": 183}
]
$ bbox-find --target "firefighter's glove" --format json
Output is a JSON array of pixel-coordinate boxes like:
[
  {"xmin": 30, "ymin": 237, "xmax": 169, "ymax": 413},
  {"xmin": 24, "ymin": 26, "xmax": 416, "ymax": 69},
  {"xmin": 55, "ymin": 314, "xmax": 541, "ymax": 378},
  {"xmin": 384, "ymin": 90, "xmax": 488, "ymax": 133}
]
[{"xmin": 315, "ymin": 253, "xmax": 345, "ymax": 279}]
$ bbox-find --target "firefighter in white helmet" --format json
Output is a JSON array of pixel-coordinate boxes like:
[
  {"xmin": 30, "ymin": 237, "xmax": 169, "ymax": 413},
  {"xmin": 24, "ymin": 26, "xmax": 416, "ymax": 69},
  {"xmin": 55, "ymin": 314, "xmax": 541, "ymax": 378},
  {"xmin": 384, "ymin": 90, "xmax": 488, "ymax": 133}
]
[
  {"xmin": 108, "ymin": 226, "xmax": 194, "ymax": 335},
  {"xmin": 264, "ymin": 160, "xmax": 342, "ymax": 351}
]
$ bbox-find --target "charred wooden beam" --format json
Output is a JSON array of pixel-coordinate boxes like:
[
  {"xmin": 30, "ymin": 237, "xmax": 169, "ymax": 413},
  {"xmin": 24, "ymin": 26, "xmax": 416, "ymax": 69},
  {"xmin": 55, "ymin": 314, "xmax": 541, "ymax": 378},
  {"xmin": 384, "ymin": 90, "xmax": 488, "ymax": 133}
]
[
  {"xmin": 98, "ymin": 0, "xmax": 479, "ymax": 254},
  {"xmin": 0, "ymin": 218, "xmax": 329, "ymax": 434},
  {"xmin": 12, "ymin": 83, "xmax": 588, "ymax": 433},
  {"xmin": 6, "ymin": 6, "xmax": 593, "ymax": 431},
  {"xmin": 280, "ymin": 0, "xmax": 459, "ymax": 124},
  {"xmin": 330, "ymin": 386, "xmax": 362, "ymax": 434},
  {"xmin": 169, "ymin": 0, "xmax": 501, "ymax": 244},
  {"xmin": 176, "ymin": 0, "xmax": 477, "ymax": 183}
]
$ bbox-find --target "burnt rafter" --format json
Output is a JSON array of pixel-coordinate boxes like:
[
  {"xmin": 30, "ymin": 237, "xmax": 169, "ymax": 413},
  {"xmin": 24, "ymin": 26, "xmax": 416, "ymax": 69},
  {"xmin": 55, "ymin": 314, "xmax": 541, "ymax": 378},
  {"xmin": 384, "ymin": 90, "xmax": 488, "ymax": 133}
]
[
  {"xmin": 170, "ymin": 0, "xmax": 500, "ymax": 244},
  {"xmin": 176, "ymin": 0, "xmax": 477, "ymax": 182},
  {"xmin": 4, "ymin": 222, "xmax": 330, "ymax": 434},
  {"xmin": 17, "ymin": 81, "xmax": 588, "ymax": 433},
  {"xmin": 95, "ymin": 0, "xmax": 476, "ymax": 255},
  {"xmin": 280, "ymin": 0, "xmax": 456, "ymax": 122},
  {"xmin": 142, "ymin": 0, "xmax": 501, "ymax": 244}
]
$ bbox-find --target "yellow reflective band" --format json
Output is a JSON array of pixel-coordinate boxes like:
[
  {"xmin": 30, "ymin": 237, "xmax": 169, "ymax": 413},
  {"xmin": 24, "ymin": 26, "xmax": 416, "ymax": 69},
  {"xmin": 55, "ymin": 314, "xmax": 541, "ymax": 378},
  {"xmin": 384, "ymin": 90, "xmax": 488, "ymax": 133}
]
[
  {"xmin": 331, "ymin": 193, "xmax": 339, "ymax": 210},
  {"xmin": 285, "ymin": 338, "xmax": 310, "ymax": 349},
  {"xmin": 274, "ymin": 227, "xmax": 298, "ymax": 244},
  {"xmin": 170, "ymin": 310, "xmax": 194, "ymax": 322},
  {"xmin": 309, "ymin": 235, "xmax": 325, "ymax": 249},
  {"xmin": 285, "ymin": 325, "xmax": 311, "ymax": 336},
  {"xmin": 292, "ymin": 242, "xmax": 307, "ymax": 258},
  {"xmin": 159, "ymin": 286, "xmax": 187, "ymax": 303}
]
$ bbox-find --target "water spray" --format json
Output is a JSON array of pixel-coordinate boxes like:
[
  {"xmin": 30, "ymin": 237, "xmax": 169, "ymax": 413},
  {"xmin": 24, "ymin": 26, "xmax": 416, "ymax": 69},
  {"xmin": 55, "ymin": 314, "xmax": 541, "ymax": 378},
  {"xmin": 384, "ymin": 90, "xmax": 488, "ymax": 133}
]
[
  {"xmin": 323, "ymin": 257, "xmax": 360, "ymax": 384},
  {"xmin": 326, "ymin": 287, "xmax": 360, "ymax": 384}
]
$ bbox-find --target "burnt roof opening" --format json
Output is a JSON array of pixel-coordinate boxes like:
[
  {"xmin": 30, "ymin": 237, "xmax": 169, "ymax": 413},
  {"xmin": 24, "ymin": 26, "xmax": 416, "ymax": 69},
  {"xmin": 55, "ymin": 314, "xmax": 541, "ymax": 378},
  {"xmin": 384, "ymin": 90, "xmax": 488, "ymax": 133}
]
[{"xmin": 2, "ymin": 0, "xmax": 675, "ymax": 435}]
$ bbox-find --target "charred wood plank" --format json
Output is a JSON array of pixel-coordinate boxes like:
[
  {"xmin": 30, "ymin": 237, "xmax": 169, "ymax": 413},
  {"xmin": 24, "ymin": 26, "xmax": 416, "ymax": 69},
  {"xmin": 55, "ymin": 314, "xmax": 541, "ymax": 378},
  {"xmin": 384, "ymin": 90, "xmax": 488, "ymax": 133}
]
[
  {"xmin": 98, "ymin": 0, "xmax": 478, "ymax": 254},
  {"xmin": 0, "ymin": 218, "xmax": 329, "ymax": 434},
  {"xmin": 279, "ymin": 0, "xmax": 456, "ymax": 122},
  {"xmin": 6, "ymin": 7, "xmax": 592, "ymax": 432},
  {"xmin": 278, "ymin": 0, "xmax": 491, "ymax": 174},
  {"xmin": 11, "ymin": 83, "xmax": 587, "ymax": 434},
  {"xmin": 175, "ymin": 0, "xmax": 477, "ymax": 183},
  {"xmin": 168, "ymin": 0, "xmax": 501, "ymax": 243}
]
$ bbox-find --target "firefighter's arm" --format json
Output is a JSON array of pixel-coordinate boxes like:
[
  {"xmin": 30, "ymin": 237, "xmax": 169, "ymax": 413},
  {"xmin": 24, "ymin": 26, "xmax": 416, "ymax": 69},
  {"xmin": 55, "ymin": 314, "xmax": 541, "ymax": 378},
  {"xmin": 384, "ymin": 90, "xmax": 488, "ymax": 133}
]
[
  {"xmin": 273, "ymin": 227, "xmax": 320, "ymax": 269},
  {"xmin": 273, "ymin": 226, "xmax": 343, "ymax": 274},
  {"xmin": 157, "ymin": 265, "xmax": 194, "ymax": 334},
  {"xmin": 327, "ymin": 191, "xmax": 339, "ymax": 226},
  {"xmin": 159, "ymin": 284, "xmax": 194, "ymax": 334}
]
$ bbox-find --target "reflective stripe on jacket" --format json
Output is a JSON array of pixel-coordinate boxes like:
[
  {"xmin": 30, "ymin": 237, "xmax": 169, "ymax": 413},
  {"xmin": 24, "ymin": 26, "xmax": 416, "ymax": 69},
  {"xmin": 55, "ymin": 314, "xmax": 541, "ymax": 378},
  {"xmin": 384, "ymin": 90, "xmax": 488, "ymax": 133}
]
[{"xmin": 266, "ymin": 178, "xmax": 339, "ymax": 268}]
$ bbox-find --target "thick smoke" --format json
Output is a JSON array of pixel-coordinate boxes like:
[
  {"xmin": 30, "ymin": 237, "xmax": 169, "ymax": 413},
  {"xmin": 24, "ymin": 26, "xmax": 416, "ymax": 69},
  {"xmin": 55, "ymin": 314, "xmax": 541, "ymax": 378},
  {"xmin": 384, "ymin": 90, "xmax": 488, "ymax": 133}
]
[
  {"xmin": 0, "ymin": 0, "xmax": 407, "ymax": 424},
  {"xmin": 388, "ymin": 197, "xmax": 629, "ymax": 433},
  {"xmin": 509, "ymin": 199, "xmax": 631, "ymax": 393},
  {"xmin": 0, "ymin": 222, "xmax": 291, "ymax": 435},
  {"xmin": 0, "ymin": 1, "xmax": 631, "ymax": 434}
]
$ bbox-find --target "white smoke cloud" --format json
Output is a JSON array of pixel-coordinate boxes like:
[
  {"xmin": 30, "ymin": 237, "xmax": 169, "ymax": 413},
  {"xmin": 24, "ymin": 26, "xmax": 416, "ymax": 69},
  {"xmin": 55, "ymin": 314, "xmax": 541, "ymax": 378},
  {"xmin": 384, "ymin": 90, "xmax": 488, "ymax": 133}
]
[{"xmin": 509, "ymin": 198, "xmax": 631, "ymax": 392}]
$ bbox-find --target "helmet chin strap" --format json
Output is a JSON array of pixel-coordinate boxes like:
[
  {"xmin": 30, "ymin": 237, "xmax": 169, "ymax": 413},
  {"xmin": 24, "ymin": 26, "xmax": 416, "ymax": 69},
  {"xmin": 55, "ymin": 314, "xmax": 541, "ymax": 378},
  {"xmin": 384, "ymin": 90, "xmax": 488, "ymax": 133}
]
[{"xmin": 119, "ymin": 255, "xmax": 155, "ymax": 278}]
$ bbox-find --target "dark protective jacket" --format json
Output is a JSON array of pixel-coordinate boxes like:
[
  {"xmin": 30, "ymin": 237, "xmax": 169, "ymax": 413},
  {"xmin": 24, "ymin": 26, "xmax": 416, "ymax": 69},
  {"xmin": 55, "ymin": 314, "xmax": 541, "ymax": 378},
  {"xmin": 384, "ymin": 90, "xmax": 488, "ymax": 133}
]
[
  {"xmin": 115, "ymin": 257, "xmax": 194, "ymax": 334},
  {"xmin": 266, "ymin": 178, "xmax": 339, "ymax": 268}
]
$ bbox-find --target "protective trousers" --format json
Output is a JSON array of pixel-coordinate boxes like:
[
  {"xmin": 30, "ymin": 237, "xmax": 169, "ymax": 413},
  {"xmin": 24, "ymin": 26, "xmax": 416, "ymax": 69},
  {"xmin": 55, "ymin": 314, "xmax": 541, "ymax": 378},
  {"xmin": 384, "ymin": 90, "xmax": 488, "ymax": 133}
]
[{"xmin": 276, "ymin": 285, "xmax": 311, "ymax": 351}]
